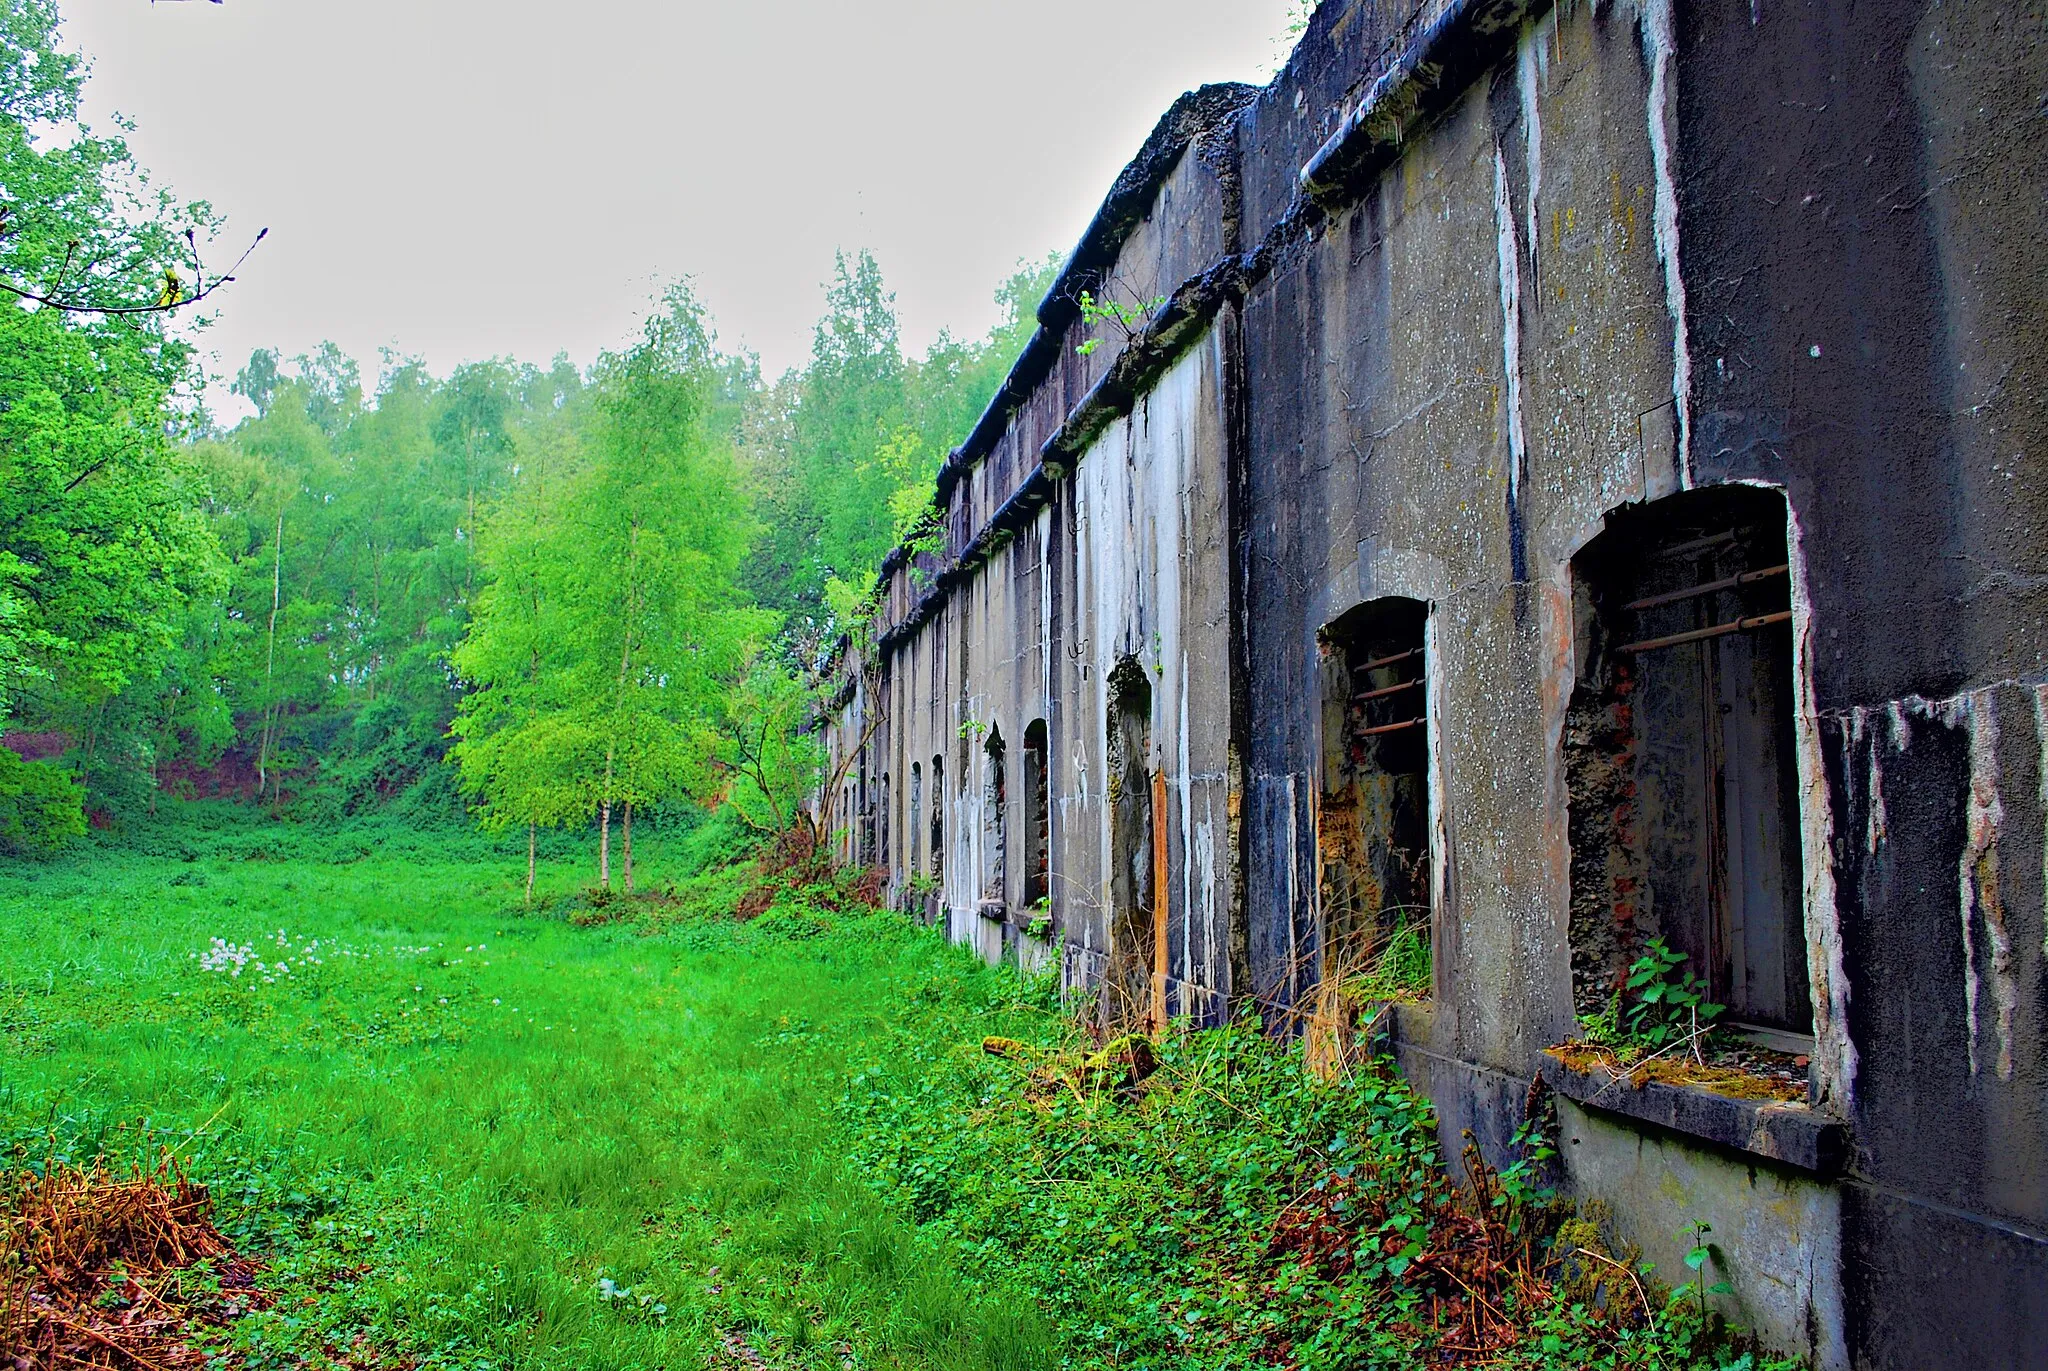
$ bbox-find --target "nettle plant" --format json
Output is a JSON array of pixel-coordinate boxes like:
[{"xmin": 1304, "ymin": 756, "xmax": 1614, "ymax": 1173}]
[
  {"xmin": 1024, "ymin": 897, "xmax": 1052, "ymax": 941},
  {"xmin": 1626, "ymin": 938, "xmax": 1725, "ymax": 1047},
  {"xmin": 1580, "ymin": 937, "xmax": 1725, "ymax": 1058}
]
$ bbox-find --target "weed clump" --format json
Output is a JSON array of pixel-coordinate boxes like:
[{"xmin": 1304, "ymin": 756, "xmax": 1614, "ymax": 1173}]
[
  {"xmin": 0, "ymin": 1154, "xmax": 275, "ymax": 1369},
  {"xmin": 843, "ymin": 1004, "xmax": 1805, "ymax": 1370}
]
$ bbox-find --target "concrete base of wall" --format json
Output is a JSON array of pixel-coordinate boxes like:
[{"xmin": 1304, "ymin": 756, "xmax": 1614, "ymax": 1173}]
[{"xmin": 1556, "ymin": 1099, "xmax": 1847, "ymax": 1371}]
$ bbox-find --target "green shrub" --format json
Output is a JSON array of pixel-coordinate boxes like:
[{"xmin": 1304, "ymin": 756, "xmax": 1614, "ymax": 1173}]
[{"xmin": 0, "ymin": 748, "xmax": 85, "ymax": 857}]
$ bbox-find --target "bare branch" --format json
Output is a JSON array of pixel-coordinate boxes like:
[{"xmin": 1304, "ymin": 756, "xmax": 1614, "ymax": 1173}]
[{"xmin": 0, "ymin": 227, "xmax": 268, "ymax": 317}]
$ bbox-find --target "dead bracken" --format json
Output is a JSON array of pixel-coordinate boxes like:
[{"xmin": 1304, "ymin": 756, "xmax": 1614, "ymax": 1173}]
[
  {"xmin": 0, "ymin": 1153, "xmax": 268, "ymax": 1368},
  {"xmin": 0, "ymin": 1153, "xmax": 393, "ymax": 1371}
]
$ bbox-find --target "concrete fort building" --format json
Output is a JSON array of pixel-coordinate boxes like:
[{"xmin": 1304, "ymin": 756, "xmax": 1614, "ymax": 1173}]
[{"xmin": 817, "ymin": 0, "xmax": 2048, "ymax": 1364}]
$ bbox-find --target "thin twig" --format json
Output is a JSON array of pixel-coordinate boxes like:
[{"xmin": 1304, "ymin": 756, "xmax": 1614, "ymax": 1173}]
[
  {"xmin": 1572, "ymin": 1246, "xmax": 1656, "ymax": 1332},
  {"xmin": 0, "ymin": 228, "xmax": 268, "ymax": 316}
]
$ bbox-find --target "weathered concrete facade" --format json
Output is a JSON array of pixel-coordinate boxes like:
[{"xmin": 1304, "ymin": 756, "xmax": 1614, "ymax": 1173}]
[{"xmin": 824, "ymin": 0, "xmax": 2048, "ymax": 1363}]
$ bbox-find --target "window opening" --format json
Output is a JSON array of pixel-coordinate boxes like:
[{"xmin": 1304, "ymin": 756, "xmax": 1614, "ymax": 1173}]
[
  {"xmin": 880, "ymin": 772, "xmax": 891, "ymax": 871},
  {"xmin": 858, "ymin": 748, "xmax": 875, "ymax": 867},
  {"xmin": 1566, "ymin": 487, "xmax": 1810, "ymax": 1046},
  {"xmin": 1106, "ymin": 659, "xmax": 1157, "ymax": 1027},
  {"xmin": 1023, "ymin": 720, "xmax": 1052, "ymax": 910},
  {"xmin": 931, "ymin": 756, "xmax": 945, "ymax": 880},
  {"xmin": 909, "ymin": 763, "xmax": 923, "ymax": 878},
  {"xmin": 982, "ymin": 727, "xmax": 1007, "ymax": 910},
  {"xmin": 1316, "ymin": 599, "xmax": 1433, "ymax": 1022}
]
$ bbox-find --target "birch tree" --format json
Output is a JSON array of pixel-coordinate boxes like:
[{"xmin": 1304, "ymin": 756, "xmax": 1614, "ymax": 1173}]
[{"xmin": 453, "ymin": 284, "xmax": 768, "ymax": 892}]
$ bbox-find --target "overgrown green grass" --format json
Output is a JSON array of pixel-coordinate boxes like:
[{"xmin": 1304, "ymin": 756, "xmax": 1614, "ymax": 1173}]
[
  {"xmin": 0, "ymin": 807, "xmax": 1799, "ymax": 1370},
  {"xmin": 0, "ymin": 808, "xmax": 1055, "ymax": 1369}
]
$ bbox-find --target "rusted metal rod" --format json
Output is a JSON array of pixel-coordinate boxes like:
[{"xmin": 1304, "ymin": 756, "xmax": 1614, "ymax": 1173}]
[
  {"xmin": 1353, "ymin": 646, "xmax": 1423, "ymax": 673},
  {"xmin": 1624, "ymin": 564, "xmax": 1789, "ymax": 613},
  {"xmin": 1352, "ymin": 677, "xmax": 1423, "ymax": 703},
  {"xmin": 1357, "ymin": 716, "xmax": 1426, "ymax": 737},
  {"xmin": 1651, "ymin": 529, "xmax": 1738, "ymax": 560},
  {"xmin": 1616, "ymin": 610, "xmax": 1793, "ymax": 655}
]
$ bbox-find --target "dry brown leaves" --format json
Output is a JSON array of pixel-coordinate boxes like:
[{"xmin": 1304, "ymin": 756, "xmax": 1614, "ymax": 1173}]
[
  {"xmin": 1264, "ymin": 1136, "xmax": 1586, "ymax": 1366},
  {"xmin": 0, "ymin": 1153, "xmax": 400, "ymax": 1371}
]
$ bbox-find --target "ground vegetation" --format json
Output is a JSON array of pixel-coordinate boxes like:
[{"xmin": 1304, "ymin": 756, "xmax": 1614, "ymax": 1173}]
[{"xmin": 0, "ymin": 812, "xmax": 1800, "ymax": 1370}]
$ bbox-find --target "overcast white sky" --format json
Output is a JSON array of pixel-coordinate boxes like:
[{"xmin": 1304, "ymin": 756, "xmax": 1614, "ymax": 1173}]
[{"xmin": 59, "ymin": 0, "xmax": 1299, "ymax": 405}]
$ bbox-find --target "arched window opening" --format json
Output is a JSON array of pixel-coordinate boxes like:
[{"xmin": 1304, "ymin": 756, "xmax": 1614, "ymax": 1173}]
[
  {"xmin": 981, "ymin": 727, "xmax": 1007, "ymax": 912},
  {"xmin": 842, "ymin": 782, "xmax": 855, "ymax": 864},
  {"xmin": 1317, "ymin": 598, "xmax": 1433, "ymax": 1016},
  {"xmin": 1106, "ymin": 659, "xmax": 1157, "ymax": 1027},
  {"xmin": 1023, "ymin": 719, "xmax": 1052, "ymax": 911},
  {"xmin": 909, "ymin": 762, "xmax": 923, "ymax": 878},
  {"xmin": 930, "ymin": 755, "xmax": 945, "ymax": 880},
  {"xmin": 857, "ymin": 747, "xmax": 875, "ymax": 868},
  {"xmin": 1566, "ymin": 486, "xmax": 1810, "ymax": 1049}
]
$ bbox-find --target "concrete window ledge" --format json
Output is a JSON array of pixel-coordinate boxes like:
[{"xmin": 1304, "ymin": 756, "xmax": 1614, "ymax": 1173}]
[
  {"xmin": 1538, "ymin": 1052, "xmax": 1849, "ymax": 1177},
  {"xmin": 976, "ymin": 900, "xmax": 1007, "ymax": 922}
]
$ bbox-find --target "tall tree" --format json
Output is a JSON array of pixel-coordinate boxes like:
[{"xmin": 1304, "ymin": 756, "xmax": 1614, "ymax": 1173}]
[
  {"xmin": 453, "ymin": 285, "xmax": 769, "ymax": 890},
  {"xmin": 0, "ymin": 0, "xmax": 226, "ymax": 830}
]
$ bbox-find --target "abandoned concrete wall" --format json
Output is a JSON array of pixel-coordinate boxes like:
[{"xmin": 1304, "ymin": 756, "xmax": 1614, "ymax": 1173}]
[{"xmin": 825, "ymin": 0, "xmax": 2048, "ymax": 1363}]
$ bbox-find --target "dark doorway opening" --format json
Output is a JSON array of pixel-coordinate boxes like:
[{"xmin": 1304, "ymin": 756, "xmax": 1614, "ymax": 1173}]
[
  {"xmin": 982, "ymin": 726, "xmax": 1007, "ymax": 914},
  {"xmin": 930, "ymin": 755, "xmax": 944, "ymax": 881},
  {"xmin": 1023, "ymin": 719, "xmax": 1052, "ymax": 911},
  {"xmin": 1106, "ymin": 659, "xmax": 1156, "ymax": 1026}
]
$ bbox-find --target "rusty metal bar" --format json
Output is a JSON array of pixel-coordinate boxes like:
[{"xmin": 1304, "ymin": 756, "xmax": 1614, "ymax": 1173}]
[
  {"xmin": 1357, "ymin": 716, "xmax": 1426, "ymax": 737},
  {"xmin": 1624, "ymin": 564, "xmax": 1789, "ymax": 613},
  {"xmin": 1353, "ymin": 646, "xmax": 1422, "ymax": 673},
  {"xmin": 1652, "ymin": 530, "xmax": 1738, "ymax": 560},
  {"xmin": 1616, "ymin": 610, "xmax": 1793, "ymax": 655},
  {"xmin": 1352, "ymin": 678, "xmax": 1424, "ymax": 704}
]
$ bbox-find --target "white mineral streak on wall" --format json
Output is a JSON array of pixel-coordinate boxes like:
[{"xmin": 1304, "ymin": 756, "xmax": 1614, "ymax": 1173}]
[
  {"xmin": 1493, "ymin": 143, "xmax": 1529, "ymax": 514},
  {"xmin": 1636, "ymin": 0, "xmax": 1693, "ymax": 486},
  {"xmin": 1785, "ymin": 501, "xmax": 1855, "ymax": 1109},
  {"xmin": 1072, "ymin": 344, "xmax": 1206, "ymax": 982},
  {"xmin": 1180, "ymin": 655, "xmax": 1195, "ymax": 989},
  {"xmin": 1039, "ymin": 509, "xmax": 1054, "ymax": 710},
  {"xmin": 1073, "ymin": 466, "xmax": 1100, "ymax": 962},
  {"xmin": 1286, "ymin": 773, "xmax": 1301, "ymax": 1001},
  {"xmin": 1079, "ymin": 419, "xmax": 1127, "ymax": 934},
  {"xmin": 1845, "ymin": 704, "xmax": 1899, "ymax": 856},
  {"xmin": 1424, "ymin": 612, "xmax": 1451, "ymax": 943},
  {"xmin": 1517, "ymin": 16, "xmax": 1551, "ymax": 299},
  {"xmin": 1849, "ymin": 679, "xmax": 2039, "ymax": 1081},
  {"xmin": 949, "ymin": 613, "xmax": 974, "ymax": 942},
  {"xmin": 2037, "ymin": 685, "xmax": 2048, "ymax": 958},
  {"xmin": 1958, "ymin": 690, "xmax": 2015, "ymax": 1079}
]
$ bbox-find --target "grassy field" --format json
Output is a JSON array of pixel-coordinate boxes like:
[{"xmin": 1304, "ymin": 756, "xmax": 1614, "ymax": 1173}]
[
  {"xmin": 0, "ymin": 810, "xmax": 1056, "ymax": 1370},
  {"xmin": 1, "ymin": 809, "xmax": 1796, "ymax": 1371}
]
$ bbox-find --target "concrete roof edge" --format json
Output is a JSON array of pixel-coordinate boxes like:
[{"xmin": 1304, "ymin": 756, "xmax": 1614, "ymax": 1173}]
[{"xmin": 931, "ymin": 81, "xmax": 1260, "ymax": 509}]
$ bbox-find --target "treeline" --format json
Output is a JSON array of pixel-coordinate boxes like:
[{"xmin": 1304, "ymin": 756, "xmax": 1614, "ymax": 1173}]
[{"xmin": 0, "ymin": 0, "xmax": 1054, "ymax": 865}]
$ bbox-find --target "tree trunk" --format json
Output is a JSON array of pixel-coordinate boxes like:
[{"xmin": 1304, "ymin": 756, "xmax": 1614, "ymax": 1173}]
[
  {"xmin": 526, "ymin": 822, "xmax": 536, "ymax": 906},
  {"xmin": 80, "ymin": 700, "xmax": 103, "ymax": 810},
  {"xmin": 599, "ymin": 801, "xmax": 612, "ymax": 890},
  {"xmin": 259, "ymin": 509, "xmax": 284, "ymax": 792},
  {"xmin": 623, "ymin": 802, "xmax": 634, "ymax": 895}
]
